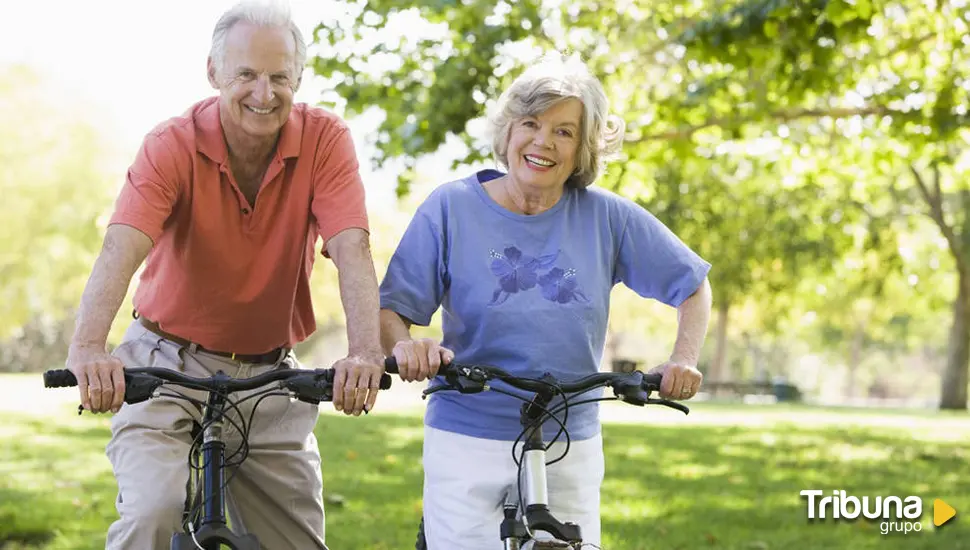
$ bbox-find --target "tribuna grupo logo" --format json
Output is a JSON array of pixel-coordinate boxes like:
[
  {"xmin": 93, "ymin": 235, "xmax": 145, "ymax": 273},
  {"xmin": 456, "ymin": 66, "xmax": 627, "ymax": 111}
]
[{"xmin": 800, "ymin": 490, "xmax": 957, "ymax": 535}]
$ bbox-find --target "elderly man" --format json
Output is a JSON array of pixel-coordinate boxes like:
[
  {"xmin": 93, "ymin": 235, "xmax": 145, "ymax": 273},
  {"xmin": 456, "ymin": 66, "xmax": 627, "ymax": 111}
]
[{"xmin": 65, "ymin": 1, "xmax": 383, "ymax": 548}]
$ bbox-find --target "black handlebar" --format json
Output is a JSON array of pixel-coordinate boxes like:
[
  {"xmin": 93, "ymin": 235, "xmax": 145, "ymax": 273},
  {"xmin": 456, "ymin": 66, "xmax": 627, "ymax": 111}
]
[
  {"xmin": 382, "ymin": 357, "xmax": 689, "ymax": 414},
  {"xmin": 43, "ymin": 367, "xmax": 393, "ymax": 406}
]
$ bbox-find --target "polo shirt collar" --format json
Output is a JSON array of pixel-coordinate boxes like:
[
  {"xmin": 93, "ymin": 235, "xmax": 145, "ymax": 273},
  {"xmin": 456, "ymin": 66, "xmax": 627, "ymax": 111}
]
[{"xmin": 196, "ymin": 97, "xmax": 304, "ymax": 163}]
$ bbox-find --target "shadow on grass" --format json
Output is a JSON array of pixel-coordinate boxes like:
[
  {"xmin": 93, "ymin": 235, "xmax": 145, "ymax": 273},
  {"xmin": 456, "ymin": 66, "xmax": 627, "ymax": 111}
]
[{"xmin": 0, "ymin": 488, "xmax": 57, "ymax": 548}]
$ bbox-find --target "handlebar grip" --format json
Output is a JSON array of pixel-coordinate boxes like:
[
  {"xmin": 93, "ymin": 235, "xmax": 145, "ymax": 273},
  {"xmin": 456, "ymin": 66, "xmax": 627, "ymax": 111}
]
[
  {"xmin": 384, "ymin": 356, "xmax": 398, "ymax": 374},
  {"xmin": 44, "ymin": 369, "xmax": 79, "ymax": 388}
]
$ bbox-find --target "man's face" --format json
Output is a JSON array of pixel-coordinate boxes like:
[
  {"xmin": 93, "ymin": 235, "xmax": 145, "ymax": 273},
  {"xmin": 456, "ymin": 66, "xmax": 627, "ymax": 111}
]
[{"xmin": 207, "ymin": 22, "xmax": 300, "ymax": 141}]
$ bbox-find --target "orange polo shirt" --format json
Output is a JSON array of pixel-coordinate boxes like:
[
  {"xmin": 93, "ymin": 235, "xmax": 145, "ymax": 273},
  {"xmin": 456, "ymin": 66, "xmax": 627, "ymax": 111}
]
[{"xmin": 110, "ymin": 96, "xmax": 368, "ymax": 354}]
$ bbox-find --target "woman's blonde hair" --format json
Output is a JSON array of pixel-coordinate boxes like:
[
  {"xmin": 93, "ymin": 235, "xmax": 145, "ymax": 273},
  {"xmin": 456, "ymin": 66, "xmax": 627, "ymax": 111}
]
[{"xmin": 487, "ymin": 52, "xmax": 625, "ymax": 188}]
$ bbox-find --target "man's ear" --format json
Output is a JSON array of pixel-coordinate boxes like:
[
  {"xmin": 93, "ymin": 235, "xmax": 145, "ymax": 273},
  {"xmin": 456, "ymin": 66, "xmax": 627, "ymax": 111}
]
[{"xmin": 206, "ymin": 57, "xmax": 220, "ymax": 89}]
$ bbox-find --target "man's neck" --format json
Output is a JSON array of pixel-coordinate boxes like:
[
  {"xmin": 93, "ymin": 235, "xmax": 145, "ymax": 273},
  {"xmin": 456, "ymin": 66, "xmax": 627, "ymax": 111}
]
[{"xmin": 221, "ymin": 117, "xmax": 278, "ymax": 167}]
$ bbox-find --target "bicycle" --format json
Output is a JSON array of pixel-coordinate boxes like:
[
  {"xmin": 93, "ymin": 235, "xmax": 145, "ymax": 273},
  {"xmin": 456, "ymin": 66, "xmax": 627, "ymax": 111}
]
[
  {"xmin": 383, "ymin": 357, "xmax": 690, "ymax": 550},
  {"xmin": 43, "ymin": 364, "xmax": 393, "ymax": 550}
]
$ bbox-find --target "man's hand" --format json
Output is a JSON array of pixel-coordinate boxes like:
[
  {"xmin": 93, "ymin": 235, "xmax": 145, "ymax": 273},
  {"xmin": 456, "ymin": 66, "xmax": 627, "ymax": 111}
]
[
  {"xmin": 67, "ymin": 345, "xmax": 126, "ymax": 413},
  {"xmin": 331, "ymin": 353, "xmax": 384, "ymax": 416},
  {"xmin": 392, "ymin": 338, "xmax": 454, "ymax": 382},
  {"xmin": 647, "ymin": 360, "xmax": 703, "ymax": 401}
]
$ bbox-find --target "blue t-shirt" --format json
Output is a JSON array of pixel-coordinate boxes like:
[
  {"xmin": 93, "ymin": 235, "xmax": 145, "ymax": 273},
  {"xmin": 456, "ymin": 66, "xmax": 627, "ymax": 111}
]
[{"xmin": 379, "ymin": 170, "xmax": 711, "ymax": 441}]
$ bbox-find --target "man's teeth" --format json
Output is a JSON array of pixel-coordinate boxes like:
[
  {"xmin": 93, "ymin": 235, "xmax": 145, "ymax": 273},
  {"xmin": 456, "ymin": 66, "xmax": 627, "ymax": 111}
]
[
  {"xmin": 247, "ymin": 106, "xmax": 273, "ymax": 114},
  {"xmin": 525, "ymin": 155, "xmax": 555, "ymax": 167}
]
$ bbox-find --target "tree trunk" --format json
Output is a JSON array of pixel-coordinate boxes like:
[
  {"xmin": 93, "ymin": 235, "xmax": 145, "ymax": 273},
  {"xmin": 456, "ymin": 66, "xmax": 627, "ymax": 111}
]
[
  {"xmin": 940, "ymin": 272, "xmax": 970, "ymax": 410},
  {"xmin": 845, "ymin": 318, "xmax": 866, "ymax": 400},
  {"xmin": 710, "ymin": 302, "xmax": 730, "ymax": 383}
]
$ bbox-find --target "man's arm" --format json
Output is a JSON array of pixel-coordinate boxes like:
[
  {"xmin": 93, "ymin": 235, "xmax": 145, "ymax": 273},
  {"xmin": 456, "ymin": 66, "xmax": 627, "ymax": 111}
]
[
  {"xmin": 325, "ymin": 227, "xmax": 384, "ymax": 415},
  {"xmin": 68, "ymin": 224, "xmax": 153, "ymax": 413}
]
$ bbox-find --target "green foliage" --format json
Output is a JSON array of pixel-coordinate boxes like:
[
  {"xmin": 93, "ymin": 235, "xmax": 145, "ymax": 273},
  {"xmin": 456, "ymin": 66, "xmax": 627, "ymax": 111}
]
[
  {"xmin": 311, "ymin": 0, "xmax": 966, "ymax": 367},
  {"xmin": 0, "ymin": 66, "xmax": 117, "ymax": 342}
]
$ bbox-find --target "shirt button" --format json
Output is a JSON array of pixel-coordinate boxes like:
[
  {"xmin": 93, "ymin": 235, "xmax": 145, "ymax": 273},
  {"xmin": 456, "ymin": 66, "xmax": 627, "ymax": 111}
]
[{"xmin": 241, "ymin": 208, "xmax": 250, "ymax": 214}]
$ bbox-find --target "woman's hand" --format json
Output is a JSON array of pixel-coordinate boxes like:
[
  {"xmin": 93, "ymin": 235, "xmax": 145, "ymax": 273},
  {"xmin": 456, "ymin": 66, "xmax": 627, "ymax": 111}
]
[
  {"xmin": 391, "ymin": 338, "xmax": 455, "ymax": 382},
  {"xmin": 647, "ymin": 360, "xmax": 703, "ymax": 400}
]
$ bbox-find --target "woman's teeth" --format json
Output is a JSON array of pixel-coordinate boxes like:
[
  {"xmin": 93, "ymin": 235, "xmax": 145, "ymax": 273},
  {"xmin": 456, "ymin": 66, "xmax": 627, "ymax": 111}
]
[{"xmin": 525, "ymin": 155, "xmax": 555, "ymax": 167}]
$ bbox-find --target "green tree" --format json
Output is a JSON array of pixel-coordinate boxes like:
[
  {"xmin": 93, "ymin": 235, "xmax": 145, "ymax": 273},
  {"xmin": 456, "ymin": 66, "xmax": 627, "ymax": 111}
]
[
  {"xmin": 0, "ymin": 66, "xmax": 116, "ymax": 339},
  {"xmin": 312, "ymin": 0, "xmax": 967, "ymax": 408}
]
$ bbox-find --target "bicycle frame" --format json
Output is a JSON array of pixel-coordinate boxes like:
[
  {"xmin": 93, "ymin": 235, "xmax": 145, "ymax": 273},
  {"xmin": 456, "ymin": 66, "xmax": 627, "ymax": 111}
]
[
  {"xmin": 44, "ymin": 365, "xmax": 386, "ymax": 550},
  {"xmin": 171, "ymin": 389, "xmax": 260, "ymax": 550}
]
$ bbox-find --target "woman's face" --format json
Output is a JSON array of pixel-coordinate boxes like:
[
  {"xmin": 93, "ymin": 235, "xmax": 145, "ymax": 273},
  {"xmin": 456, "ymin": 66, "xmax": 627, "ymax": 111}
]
[{"xmin": 505, "ymin": 98, "xmax": 583, "ymax": 191}]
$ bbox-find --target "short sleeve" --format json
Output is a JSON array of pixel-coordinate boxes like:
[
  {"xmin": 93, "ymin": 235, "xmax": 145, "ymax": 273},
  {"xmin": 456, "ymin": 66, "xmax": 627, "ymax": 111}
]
[
  {"xmin": 615, "ymin": 206, "xmax": 711, "ymax": 307},
  {"xmin": 379, "ymin": 211, "xmax": 447, "ymax": 326},
  {"xmin": 312, "ymin": 127, "xmax": 369, "ymax": 249},
  {"xmin": 109, "ymin": 133, "xmax": 182, "ymax": 242}
]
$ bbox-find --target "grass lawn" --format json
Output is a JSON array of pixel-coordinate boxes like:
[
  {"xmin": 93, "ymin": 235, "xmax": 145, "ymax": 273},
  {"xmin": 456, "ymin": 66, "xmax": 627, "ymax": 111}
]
[{"xmin": 1, "ymin": 391, "xmax": 968, "ymax": 549}]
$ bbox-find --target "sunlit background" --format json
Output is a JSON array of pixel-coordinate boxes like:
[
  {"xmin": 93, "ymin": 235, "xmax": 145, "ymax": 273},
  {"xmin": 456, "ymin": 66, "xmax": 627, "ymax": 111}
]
[{"xmin": 2, "ymin": 2, "xmax": 969, "ymax": 549}]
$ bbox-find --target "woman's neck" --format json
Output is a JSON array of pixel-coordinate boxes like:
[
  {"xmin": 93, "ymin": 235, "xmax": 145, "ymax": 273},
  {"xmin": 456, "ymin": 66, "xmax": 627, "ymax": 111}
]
[{"xmin": 486, "ymin": 175, "xmax": 563, "ymax": 216}]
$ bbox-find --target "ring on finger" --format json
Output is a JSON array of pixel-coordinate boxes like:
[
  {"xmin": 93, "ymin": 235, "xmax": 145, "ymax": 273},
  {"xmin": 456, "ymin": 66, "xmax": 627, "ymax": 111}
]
[{"xmin": 680, "ymin": 387, "xmax": 692, "ymax": 397}]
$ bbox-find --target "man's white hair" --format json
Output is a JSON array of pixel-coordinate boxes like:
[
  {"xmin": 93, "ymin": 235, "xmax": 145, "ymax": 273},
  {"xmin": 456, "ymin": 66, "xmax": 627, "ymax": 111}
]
[{"xmin": 209, "ymin": 0, "xmax": 306, "ymax": 80}]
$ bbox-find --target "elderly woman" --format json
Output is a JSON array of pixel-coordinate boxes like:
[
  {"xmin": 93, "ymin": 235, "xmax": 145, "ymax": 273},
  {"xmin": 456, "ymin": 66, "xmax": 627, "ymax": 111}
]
[{"xmin": 379, "ymin": 53, "xmax": 713, "ymax": 548}]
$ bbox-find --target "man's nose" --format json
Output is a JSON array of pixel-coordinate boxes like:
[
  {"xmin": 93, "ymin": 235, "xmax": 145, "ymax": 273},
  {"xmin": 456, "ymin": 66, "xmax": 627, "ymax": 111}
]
[{"xmin": 253, "ymin": 75, "xmax": 275, "ymax": 103}]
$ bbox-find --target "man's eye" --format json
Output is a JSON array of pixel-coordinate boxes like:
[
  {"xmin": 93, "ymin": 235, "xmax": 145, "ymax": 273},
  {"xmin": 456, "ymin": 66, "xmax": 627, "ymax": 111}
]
[
  {"xmin": 239, "ymin": 71, "xmax": 255, "ymax": 79},
  {"xmin": 272, "ymin": 75, "xmax": 289, "ymax": 84}
]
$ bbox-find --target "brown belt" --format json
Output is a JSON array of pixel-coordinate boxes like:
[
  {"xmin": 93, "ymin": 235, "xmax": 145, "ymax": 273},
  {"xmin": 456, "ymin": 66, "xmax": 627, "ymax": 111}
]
[{"xmin": 137, "ymin": 316, "xmax": 286, "ymax": 364}]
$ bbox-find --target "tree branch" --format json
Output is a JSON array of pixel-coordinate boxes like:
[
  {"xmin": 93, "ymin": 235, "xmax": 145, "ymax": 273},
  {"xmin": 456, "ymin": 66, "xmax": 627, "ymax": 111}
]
[
  {"xmin": 630, "ymin": 105, "xmax": 892, "ymax": 142},
  {"xmin": 912, "ymin": 164, "xmax": 966, "ymax": 267}
]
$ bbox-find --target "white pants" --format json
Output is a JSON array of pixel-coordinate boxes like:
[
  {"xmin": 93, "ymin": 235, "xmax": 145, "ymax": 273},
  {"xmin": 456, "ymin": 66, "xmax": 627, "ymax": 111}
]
[{"xmin": 422, "ymin": 426, "xmax": 604, "ymax": 549}]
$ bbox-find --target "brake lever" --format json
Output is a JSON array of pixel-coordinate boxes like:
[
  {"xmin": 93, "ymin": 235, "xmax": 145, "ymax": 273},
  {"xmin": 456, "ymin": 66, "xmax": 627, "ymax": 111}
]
[
  {"xmin": 421, "ymin": 385, "xmax": 451, "ymax": 399},
  {"xmin": 421, "ymin": 367, "xmax": 489, "ymax": 399},
  {"xmin": 645, "ymin": 396, "xmax": 690, "ymax": 415},
  {"xmin": 124, "ymin": 373, "xmax": 165, "ymax": 405}
]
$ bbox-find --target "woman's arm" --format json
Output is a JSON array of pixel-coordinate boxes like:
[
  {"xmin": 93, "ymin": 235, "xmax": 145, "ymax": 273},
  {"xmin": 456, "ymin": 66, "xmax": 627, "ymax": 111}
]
[
  {"xmin": 669, "ymin": 277, "xmax": 713, "ymax": 366},
  {"xmin": 380, "ymin": 308, "xmax": 413, "ymax": 355},
  {"xmin": 380, "ymin": 308, "xmax": 454, "ymax": 382}
]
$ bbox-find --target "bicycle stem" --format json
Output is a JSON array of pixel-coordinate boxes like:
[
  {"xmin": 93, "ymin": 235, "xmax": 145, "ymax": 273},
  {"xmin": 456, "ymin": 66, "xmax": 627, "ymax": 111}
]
[
  {"xmin": 511, "ymin": 380, "xmax": 582, "ymax": 545},
  {"xmin": 201, "ymin": 390, "xmax": 228, "ymax": 535}
]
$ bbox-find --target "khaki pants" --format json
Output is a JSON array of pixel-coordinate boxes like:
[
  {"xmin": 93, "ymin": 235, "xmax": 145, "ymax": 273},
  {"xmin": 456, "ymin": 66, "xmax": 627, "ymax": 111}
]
[{"xmin": 104, "ymin": 321, "xmax": 327, "ymax": 550}]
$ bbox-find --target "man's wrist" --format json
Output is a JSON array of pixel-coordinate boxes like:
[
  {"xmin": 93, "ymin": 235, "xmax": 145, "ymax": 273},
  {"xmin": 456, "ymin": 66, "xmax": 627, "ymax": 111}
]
[
  {"xmin": 69, "ymin": 341, "xmax": 107, "ymax": 357},
  {"xmin": 350, "ymin": 349, "xmax": 384, "ymax": 364},
  {"xmin": 668, "ymin": 353, "xmax": 697, "ymax": 367}
]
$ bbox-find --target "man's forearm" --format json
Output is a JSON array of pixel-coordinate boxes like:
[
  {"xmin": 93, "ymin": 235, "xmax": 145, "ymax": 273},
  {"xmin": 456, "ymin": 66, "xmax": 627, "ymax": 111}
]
[
  {"xmin": 669, "ymin": 277, "xmax": 713, "ymax": 366},
  {"xmin": 72, "ymin": 225, "xmax": 151, "ymax": 352},
  {"xmin": 335, "ymin": 237, "xmax": 382, "ymax": 359}
]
